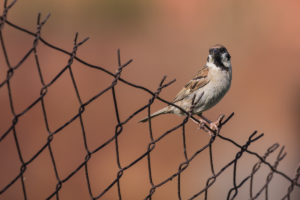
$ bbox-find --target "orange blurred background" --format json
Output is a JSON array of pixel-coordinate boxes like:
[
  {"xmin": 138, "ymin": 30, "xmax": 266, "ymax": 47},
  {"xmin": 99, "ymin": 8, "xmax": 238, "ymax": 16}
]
[{"xmin": 0, "ymin": 0, "xmax": 300, "ymax": 199}]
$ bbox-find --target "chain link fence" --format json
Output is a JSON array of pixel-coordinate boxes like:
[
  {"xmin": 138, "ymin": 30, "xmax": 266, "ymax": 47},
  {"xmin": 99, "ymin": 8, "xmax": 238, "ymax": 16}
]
[{"xmin": 0, "ymin": 0, "xmax": 300, "ymax": 199}]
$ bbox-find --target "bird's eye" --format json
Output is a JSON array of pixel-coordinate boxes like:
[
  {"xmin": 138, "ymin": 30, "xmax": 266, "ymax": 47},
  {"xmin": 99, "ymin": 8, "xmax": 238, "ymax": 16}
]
[{"xmin": 209, "ymin": 49, "xmax": 214, "ymax": 55}]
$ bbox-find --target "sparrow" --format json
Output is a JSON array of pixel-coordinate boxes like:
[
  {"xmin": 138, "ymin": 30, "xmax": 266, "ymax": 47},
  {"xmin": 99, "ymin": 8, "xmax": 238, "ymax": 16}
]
[{"xmin": 140, "ymin": 44, "xmax": 232, "ymax": 133}]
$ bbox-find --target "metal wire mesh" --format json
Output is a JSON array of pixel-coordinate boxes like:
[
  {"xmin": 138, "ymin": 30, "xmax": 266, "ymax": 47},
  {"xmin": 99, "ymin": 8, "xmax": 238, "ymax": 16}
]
[{"xmin": 0, "ymin": 0, "xmax": 299, "ymax": 199}]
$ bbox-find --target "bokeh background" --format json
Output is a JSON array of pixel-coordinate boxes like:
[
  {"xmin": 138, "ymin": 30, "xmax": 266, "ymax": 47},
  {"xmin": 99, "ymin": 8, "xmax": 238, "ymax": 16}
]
[{"xmin": 1, "ymin": 0, "xmax": 300, "ymax": 199}]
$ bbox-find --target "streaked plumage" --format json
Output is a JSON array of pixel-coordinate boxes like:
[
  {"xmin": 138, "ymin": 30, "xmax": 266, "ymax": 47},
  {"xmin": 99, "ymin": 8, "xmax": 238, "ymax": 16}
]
[{"xmin": 140, "ymin": 45, "xmax": 232, "ymax": 123}]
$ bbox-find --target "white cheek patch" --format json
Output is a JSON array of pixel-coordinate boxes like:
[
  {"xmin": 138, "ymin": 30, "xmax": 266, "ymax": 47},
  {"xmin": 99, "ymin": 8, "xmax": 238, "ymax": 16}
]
[
  {"xmin": 206, "ymin": 61, "xmax": 216, "ymax": 68},
  {"xmin": 221, "ymin": 54, "xmax": 231, "ymax": 68},
  {"xmin": 223, "ymin": 60, "xmax": 231, "ymax": 68},
  {"xmin": 208, "ymin": 55, "xmax": 212, "ymax": 63}
]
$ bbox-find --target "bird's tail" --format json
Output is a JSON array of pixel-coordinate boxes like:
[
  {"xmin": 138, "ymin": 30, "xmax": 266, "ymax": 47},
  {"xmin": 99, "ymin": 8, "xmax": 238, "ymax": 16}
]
[{"xmin": 139, "ymin": 107, "xmax": 169, "ymax": 123}]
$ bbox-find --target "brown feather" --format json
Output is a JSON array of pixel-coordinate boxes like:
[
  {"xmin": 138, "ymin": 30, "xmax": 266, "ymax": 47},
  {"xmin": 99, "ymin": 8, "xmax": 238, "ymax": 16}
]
[{"xmin": 173, "ymin": 66, "xmax": 210, "ymax": 103}]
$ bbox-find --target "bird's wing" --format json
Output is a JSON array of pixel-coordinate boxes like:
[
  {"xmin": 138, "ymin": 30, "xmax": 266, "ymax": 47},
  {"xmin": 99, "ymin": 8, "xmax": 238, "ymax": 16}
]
[{"xmin": 173, "ymin": 66, "xmax": 210, "ymax": 103}]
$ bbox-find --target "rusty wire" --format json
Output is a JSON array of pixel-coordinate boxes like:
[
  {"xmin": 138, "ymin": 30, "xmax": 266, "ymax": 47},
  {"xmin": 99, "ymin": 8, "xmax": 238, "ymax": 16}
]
[{"xmin": 0, "ymin": 0, "xmax": 300, "ymax": 199}]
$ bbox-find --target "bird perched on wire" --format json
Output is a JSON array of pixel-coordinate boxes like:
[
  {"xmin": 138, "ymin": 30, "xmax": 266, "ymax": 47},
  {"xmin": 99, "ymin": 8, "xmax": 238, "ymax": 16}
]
[{"xmin": 139, "ymin": 44, "xmax": 232, "ymax": 133}]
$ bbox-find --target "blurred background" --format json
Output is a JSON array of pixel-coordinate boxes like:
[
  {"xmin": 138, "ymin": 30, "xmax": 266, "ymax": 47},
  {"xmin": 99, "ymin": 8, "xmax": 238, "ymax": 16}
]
[{"xmin": 0, "ymin": 0, "xmax": 300, "ymax": 199}]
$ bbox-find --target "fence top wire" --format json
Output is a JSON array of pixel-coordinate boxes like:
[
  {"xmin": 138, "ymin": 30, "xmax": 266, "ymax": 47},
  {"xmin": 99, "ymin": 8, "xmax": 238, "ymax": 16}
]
[{"xmin": 0, "ymin": 0, "xmax": 300, "ymax": 199}]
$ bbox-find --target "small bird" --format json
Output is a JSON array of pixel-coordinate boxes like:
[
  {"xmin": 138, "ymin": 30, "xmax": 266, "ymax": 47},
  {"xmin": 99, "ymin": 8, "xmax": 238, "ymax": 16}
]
[{"xmin": 140, "ymin": 45, "xmax": 232, "ymax": 133}]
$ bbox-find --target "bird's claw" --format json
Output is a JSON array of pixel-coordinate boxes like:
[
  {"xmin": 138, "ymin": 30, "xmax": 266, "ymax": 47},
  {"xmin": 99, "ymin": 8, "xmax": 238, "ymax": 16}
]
[
  {"xmin": 208, "ymin": 114, "xmax": 224, "ymax": 135},
  {"xmin": 192, "ymin": 114, "xmax": 225, "ymax": 136},
  {"xmin": 197, "ymin": 119, "xmax": 207, "ymax": 130}
]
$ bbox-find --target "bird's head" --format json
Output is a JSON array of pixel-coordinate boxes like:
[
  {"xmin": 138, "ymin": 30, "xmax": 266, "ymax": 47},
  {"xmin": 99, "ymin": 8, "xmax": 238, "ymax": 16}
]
[{"xmin": 207, "ymin": 44, "xmax": 231, "ymax": 70}]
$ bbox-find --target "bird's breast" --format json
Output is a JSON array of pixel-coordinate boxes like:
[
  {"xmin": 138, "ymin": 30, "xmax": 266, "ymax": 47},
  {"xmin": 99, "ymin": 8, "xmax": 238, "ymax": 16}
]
[{"xmin": 193, "ymin": 67, "xmax": 231, "ymax": 113}]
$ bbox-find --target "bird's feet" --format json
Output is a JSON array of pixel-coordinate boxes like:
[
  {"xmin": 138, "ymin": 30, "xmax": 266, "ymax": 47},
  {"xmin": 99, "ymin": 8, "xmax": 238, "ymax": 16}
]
[
  {"xmin": 208, "ymin": 114, "xmax": 224, "ymax": 136},
  {"xmin": 191, "ymin": 117, "xmax": 207, "ymax": 130},
  {"xmin": 191, "ymin": 114, "xmax": 224, "ymax": 136},
  {"xmin": 198, "ymin": 118, "xmax": 208, "ymax": 130}
]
